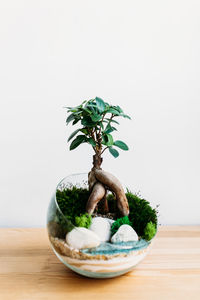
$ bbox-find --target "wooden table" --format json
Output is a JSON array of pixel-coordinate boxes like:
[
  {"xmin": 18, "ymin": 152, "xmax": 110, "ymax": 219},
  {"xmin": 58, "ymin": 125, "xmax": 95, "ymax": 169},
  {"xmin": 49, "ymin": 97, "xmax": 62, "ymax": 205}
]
[{"xmin": 0, "ymin": 226, "xmax": 200, "ymax": 300}]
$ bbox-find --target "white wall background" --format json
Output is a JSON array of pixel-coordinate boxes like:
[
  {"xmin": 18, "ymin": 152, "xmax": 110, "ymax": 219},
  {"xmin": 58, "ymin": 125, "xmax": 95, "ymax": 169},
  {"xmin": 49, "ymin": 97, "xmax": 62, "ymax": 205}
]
[{"xmin": 0, "ymin": 0, "xmax": 200, "ymax": 227}]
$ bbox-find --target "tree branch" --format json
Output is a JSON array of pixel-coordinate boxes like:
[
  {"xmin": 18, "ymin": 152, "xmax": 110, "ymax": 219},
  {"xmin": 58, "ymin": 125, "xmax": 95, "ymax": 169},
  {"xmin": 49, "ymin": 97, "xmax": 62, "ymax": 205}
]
[
  {"xmin": 88, "ymin": 127, "xmax": 97, "ymax": 154},
  {"xmin": 101, "ymin": 146, "xmax": 108, "ymax": 155}
]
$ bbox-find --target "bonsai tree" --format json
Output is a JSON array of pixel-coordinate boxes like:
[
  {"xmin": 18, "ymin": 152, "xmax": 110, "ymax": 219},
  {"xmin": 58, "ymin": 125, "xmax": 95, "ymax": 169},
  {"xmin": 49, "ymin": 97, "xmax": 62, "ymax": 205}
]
[{"xmin": 65, "ymin": 97, "xmax": 131, "ymax": 217}]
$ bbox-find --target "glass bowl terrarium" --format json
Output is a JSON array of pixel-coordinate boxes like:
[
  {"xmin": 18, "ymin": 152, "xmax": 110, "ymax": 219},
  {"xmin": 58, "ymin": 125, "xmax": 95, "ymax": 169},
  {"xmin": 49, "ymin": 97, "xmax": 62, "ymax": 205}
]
[
  {"xmin": 47, "ymin": 173, "xmax": 157, "ymax": 278},
  {"xmin": 47, "ymin": 97, "xmax": 158, "ymax": 278}
]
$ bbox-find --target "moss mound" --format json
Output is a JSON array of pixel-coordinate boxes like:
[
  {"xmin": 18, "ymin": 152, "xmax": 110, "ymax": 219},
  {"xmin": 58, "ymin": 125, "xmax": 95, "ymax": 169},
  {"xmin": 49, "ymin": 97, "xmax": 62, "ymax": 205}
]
[
  {"xmin": 143, "ymin": 221, "xmax": 157, "ymax": 241},
  {"xmin": 56, "ymin": 186, "xmax": 90, "ymax": 224},
  {"xmin": 126, "ymin": 191, "xmax": 158, "ymax": 237},
  {"xmin": 75, "ymin": 213, "xmax": 92, "ymax": 228}
]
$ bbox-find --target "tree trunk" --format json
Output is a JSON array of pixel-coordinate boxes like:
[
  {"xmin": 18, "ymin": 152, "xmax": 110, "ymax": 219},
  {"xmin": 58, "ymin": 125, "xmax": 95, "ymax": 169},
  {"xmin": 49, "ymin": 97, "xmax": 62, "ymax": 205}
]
[
  {"xmin": 87, "ymin": 154, "xmax": 130, "ymax": 216},
  {"xmin": 92, "ymin": 154, "xmax": 102, "ymax": 169}
]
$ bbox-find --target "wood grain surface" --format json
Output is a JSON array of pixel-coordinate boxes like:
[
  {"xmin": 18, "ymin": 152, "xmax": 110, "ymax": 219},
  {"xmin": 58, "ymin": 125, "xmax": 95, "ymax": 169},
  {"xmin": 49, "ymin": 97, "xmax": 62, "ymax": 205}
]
[{"xmin": 0, "ymin": 226, "xmax": 200, "ymax": 300}]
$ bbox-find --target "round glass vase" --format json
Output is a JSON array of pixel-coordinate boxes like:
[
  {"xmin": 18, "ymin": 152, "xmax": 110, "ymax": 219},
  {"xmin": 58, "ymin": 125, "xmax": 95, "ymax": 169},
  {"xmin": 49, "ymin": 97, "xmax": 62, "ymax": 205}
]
[{"xmin": 47, "ymin": 173, "xmax": 153, "ymax": 279}]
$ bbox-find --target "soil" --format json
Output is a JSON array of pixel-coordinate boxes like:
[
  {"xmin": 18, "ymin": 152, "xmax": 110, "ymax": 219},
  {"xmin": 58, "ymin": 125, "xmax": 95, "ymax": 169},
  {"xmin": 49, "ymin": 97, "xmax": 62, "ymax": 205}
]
[{"xmin": 91, "ymin": 212, "xmax": 115, "ymax": 220}]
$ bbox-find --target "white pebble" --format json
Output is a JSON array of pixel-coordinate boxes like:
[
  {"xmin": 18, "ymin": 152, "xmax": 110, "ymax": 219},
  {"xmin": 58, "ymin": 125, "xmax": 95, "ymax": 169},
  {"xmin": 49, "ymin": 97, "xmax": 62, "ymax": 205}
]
[
  {"xmin": 89, "ymin": 217, "xmax": 112, "ymax": 242},
  {"xmin": 66, "ymin": 227, "xmax": 100, "ymax": 249},
  {"xmin": 111, "ymin": 224, "xmax": 138, "ymax": 243}
]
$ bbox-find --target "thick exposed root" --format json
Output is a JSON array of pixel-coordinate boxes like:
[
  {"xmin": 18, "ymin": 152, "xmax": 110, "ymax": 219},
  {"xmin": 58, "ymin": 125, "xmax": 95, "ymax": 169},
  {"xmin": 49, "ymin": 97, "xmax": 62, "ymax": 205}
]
[
  {"xmin": 86, "ymin": 182, "xmax": 106, "ymax": 214},
  {"xmin": 99, "ymin": 190, "xmax": 109, "ymax": 214},
  {"xmin": 86, "ymin": 167, "xmax": 130, "ymax": 216},
  {"xmin": 94, "ymin": 169, "xmax": 129, "ymax": 216},
  {"xmin": 88, "ymin": 170, "xmax": 97, "ymax": 190}
]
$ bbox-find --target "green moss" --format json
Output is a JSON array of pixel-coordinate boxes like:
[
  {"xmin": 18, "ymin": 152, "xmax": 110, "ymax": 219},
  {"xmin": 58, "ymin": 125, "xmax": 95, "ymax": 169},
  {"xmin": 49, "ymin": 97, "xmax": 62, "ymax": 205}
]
[
  {"xmin": 56, "ymin": 186, "xmax": 158, "ymax": 240},
  {"xmin": 111, "ymin": 216, "xmax": 132, "ymax": 235},
  {"xmin": 126, "ymin": 191, "xmax": 158, "ymax": 237},
  {"xmin": 143, "ymin": 221, "xmax": 157, "ymax": 241},
  {"xmin": 106, "ymin": 193, "xmax": 117, "ymax": 213},
  {"xmin": 56, "ymin": 186, "xmax": 90, "ymax": 224},
  {"xmin": 107, "ymin": 191, "xmax": 158, "ymax": 238},
  {"xmin": 75, "ymin": 213, "xmax": 92, "ymax": 228}
]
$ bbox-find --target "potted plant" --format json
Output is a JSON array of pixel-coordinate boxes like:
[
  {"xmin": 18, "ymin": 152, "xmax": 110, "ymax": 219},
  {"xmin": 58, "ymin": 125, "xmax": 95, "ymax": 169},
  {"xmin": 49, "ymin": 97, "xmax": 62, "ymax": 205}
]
[{"xmin": 47, "ymin": 97, "xmax": 158, "ymax": 278}]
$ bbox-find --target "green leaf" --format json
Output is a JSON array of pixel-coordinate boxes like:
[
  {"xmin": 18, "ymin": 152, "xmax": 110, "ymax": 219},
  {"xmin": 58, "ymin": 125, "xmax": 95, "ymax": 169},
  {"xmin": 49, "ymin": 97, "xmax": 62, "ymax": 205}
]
[
  {"xmin": 80, "ymin": 128, "xmax": 89, "ymax": 134},
  {"xmin": 106, "ymin": 108, "xmax": 120, "ymax": 115},
  {"xmin": 85, "ymin": 101, "xmax": 98, "ymax": 114},
  {"xmin": 85, "ymin": 103, "xmax": 96, "ymax": 110},
  {"xmin": 81, "ymin": 117, "xmax": 96, "ymax": 127},
  {"xmin": 80, "ymin": 107, "xmax": 92, "ymax": 114},
  {"xmin": 66, "ymin": 104, "xmax": 82, "ymax": 113},
  {"xmin": 121, "ymin": 114, "xmax": 131, "ymax": 120},
  {"xmin": 104, "ymin": 102, "xmax": 110, "ymax": 109},
  {"xmin": 99, "ymin": 122, "xmax": 104, "ymax": 130},
  {"xmin": 95, "ymin": 97, "xmax": 106, "ymax": 113},
  {"xmin": 87, "ymin": 137, "xmax": 96, "ymax": 147},
  {"xmin": 111, "ymin": 119, "xmax": 120, "ymax": 124},
  {"xmin": 109, "ymin": 147, "xmax": 119, "ymax": 158},
  {"xmin": 81, "ymin": 100, "xmax": 87, "ymax": 105},
  {"xmin": 66, "ymin": 113, "xmax": 75, "ymax": 124},
  {"xmin": 114, "ymin": 140, "xmax": 129, "ymax": 150},
  {"xmin": 91, "ymin": 113, "xmax": 102, "ymax": 122},
  {"xmin": 115, "ymin": 105, "xmax": 123, "ymax": 113},
  {"xmin": 67, "ymin": 108, "xmax": 78, "ymax": 113},
  {"xmin": 104, "ymin": 125, "xmax": 117, "ymax": 134},
  {"xmin": 72, "ymin": 118, "xmax": 80, "ymax": 125},
  {"xmin": 67, "ymin": 129, "xmax": 80, "ymax": 142},
  {"xmin": 73, "ymin": 110, "xmax": 82, "ymax": 116},
  {"xmin": 102, "ymin": 133, "xmax": 113, "ymax": 146},
  {"xmin": 69, "ymin": 135, "xmax": 86, "ymax": 150},
  {"xmin": 104, "ymin": 118, "xmax": 120, "ymax": 125}
]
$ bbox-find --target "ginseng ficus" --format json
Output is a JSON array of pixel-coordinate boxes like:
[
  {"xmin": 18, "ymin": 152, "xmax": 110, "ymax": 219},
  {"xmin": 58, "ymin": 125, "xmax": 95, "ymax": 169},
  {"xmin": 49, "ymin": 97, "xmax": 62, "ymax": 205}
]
[{"xmin": 65, "ymin": 97, "xmax": 131, "ymax": 216}]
